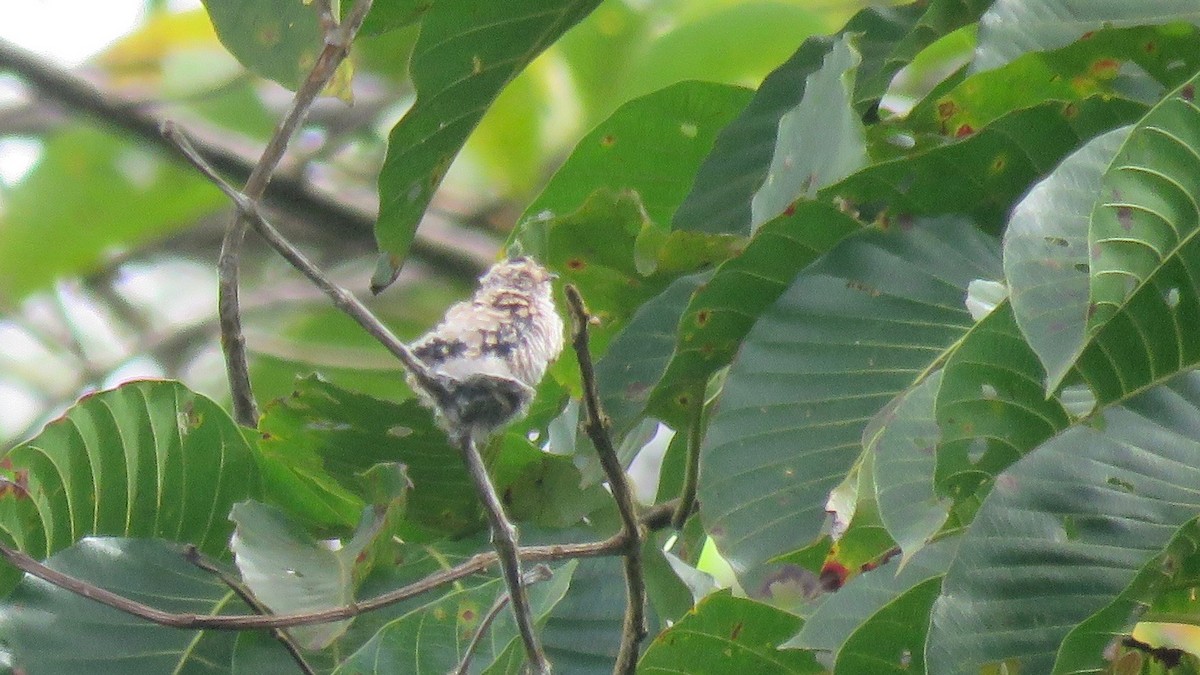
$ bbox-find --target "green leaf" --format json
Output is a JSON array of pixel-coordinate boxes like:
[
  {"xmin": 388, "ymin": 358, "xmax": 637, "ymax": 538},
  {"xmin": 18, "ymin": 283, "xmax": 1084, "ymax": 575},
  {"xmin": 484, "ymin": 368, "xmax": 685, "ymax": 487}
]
[
  {"xmin": 700, "ymin": 217, "xmax": 1000, "ymax": 576},
  {"xmin": 512, "ymin": 80, "xmax": 754, "ymax": 258},
  {"xmin": 638, "ymin": 590, "xmax": 823, "ymax": 674},
  {"xmin": 1088, "ymin": 71, "xmax": 1200, "ymax": 335},
  {"xmin": 0, "ymin": 537, "xmax": 252, "ymax": 674},
  {"xmin": 334, "ymin": 561, "xmax": 576, "ymax": 674},
  {"xmin": 973, "ymin": 0, "xmax": 1200, "ymax": 72},
  {"xmin": 0, "ymin": 127, "xmax": 223, "ymax": 304},
  {"xmin": 255, "ymin": 375, "xmax": 476, "ymax": 538},
  {"xmin": 0, "ymin": 380, "xmax": 259, "ymax": 594},
  {"xmin": 750, "ymin": 35, "xmax": 867, "ymax": 229},
  {"xmin": 927, "ymin": 372, "xmax": 1200, "ymax": 673},
  {"xmin": 372, "ymin": 0, "xmax": 602, "ymax": 291},
  {"xmin": 647, "ymin": 202, "xmax": 862, "ymax": 425},
  {"xmin": 360, "ymin": 0, "xmax": 431, "ymax": 36},
  {"xmin": 868, "ymin": 370, "xmax": 947, "ymax": 561},
  {"xmin": 785, "ymin": 538, "xmax": 957, "ymax": 672},
  {"xmin": 595, "ymin": 271, "xmax": 711, "ymax": 438},
  {"xmin": 911, "ymin": 25, "xmax": 1200, "ymax": 136},
  {"xmin": 200, "ymin": 0, "xmax": 352, "ymax": 97},
  {"xmin": 1004, "ymin": 126, "xmax": 1131, "ymax": 393},
  {"xmin": 672, "ymin": 0, "xmax": 974, "ymax": 235},
  {"xmin": 825, "ymin": 97, "xmax": 1146, "ymax": 231},
  {"xmin": 230, "ymin": 501, "xmax": 381, "ymax": 650}
]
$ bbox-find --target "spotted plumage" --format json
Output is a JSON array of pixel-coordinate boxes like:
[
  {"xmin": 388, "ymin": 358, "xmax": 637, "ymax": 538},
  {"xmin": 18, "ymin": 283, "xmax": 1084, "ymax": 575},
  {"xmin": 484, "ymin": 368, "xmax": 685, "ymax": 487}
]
[{"xmin": 407, "ymin": 256, "xmax": 564, "ymax": 439}]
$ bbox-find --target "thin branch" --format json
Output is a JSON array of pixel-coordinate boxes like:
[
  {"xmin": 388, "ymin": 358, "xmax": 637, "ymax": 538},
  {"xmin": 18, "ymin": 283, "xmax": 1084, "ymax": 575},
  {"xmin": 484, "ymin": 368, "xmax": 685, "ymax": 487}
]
[
  {"xmin": 457, "ymin": 434, "xmax": 551, "ymax": 674},
  {"xmin": 0, "ymin": 536, "xmax": 626, "ymax": 631},
  {"xmin": 454, "ymin": 564, "xmax": 553, "ymax": 675},
  {"xmin": 215, "ymin": 0, "xmax": 375, "ymax": 425},
  {"xmin": 160, "ymin": 122, "xmax": 450, "ymax": 401},
  {"xmin": 0, "ymin": 37, "xmax": 492, "ymax": 278},
  {"xmin": 183, "ymin": 546, "xmax": 315, "ymax": 675},
  {"xmin": 564, "ymin": 285, "xmax": 647, "ymax": 675},
  {"xmin": 673, "ymin": 388, "xmax": 705, "ymax": 529}
]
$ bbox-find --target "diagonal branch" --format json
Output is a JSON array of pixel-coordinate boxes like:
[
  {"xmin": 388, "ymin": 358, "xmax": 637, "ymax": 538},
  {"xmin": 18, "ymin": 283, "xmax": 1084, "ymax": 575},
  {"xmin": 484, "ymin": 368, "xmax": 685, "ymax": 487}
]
[
  {"xmin": 564, "ymin": 285, "xmax": 647, "ymax": 675},
  {"xmin": 216, "ymin": 0, "xmax": 375, "ymax": 426}
]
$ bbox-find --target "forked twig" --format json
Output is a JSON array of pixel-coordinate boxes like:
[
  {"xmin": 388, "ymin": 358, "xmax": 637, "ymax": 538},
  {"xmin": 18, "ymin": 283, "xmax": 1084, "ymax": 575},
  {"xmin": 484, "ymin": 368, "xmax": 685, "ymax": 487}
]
[{"xmin": 214, "ymin": 0, "xmax": 374, "ymax": 426}]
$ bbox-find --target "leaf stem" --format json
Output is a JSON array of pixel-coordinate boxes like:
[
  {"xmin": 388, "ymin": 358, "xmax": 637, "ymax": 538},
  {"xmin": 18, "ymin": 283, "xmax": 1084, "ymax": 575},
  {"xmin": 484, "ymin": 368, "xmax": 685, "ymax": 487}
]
[{"xmin": 673, "ymin": 385, "xmax": 706, "ymax": 529}]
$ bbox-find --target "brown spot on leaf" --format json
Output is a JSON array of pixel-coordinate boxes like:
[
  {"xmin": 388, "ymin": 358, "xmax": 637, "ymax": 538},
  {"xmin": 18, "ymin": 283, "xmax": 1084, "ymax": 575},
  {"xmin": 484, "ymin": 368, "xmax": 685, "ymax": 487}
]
[
  {"xmin": 730, "ymin": 622, "xmax": 744, "ymax": 641},
  {"xmin": 784, "ymin": 202, "xmax": 797, "ymax": 217},
  {"xmin": 954, "ymin": 123, "xmax": 975, "ymax": 138},
  {"xmin": 695, "ymin": 309, "xmax": 712, "ymax": 326},
  {"xmin": 676, "ymin": 394, "xmax": 690, "ymax": 408},
  {"xmin": 1063, "ymin": 102, "xmax": 1079, "ymax": 119},
  {"xmin": 1091, "ymin": 58, "xmax": 1121, "ymax": 77},
  {"xmin": 1117, "ymin": 206, "xmax": 1134, "ymax": 231},
  {"xmin": 819, "ymin": 561, "xmax": 849, "ymax": 591},
  {"xmin": 1145, "ymin": 41, "xmax": 1158, "ymax": 53},
  {"xmin": 1183, "ymin": 84, "xmax": 1195, "ymax": 102},
  {"xmin": 991, "ymin": 154, "xmax": 1006, "ymax": 173},
  {"xmin": 566, "ymin": 258, "xmax": 586, "ymax": 271},
  {"xmin": 600, "ymin": 134, "xmax": 616, "ymax": 148},
  {"xmin": 846, "ymin": 280, "xmax": 881, "ymax": 297},
  {"xmin": 937, "ymin": 100, "xmax": 956, "ymax": 120}
]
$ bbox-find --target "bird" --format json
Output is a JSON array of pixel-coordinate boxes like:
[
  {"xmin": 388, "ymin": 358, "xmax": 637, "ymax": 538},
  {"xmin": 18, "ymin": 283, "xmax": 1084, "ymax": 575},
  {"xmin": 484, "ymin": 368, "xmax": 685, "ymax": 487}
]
[{"xmin": 406, "ymin": 256, "xmax": 564, "ymax": 441}]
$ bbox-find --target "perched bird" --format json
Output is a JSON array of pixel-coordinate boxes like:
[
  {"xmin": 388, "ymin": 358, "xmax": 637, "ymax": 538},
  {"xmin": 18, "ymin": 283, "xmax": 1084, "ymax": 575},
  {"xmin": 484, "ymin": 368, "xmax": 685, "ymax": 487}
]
[{"xmin": 407, "ymin": 256, "xmax": 564, "ymax": 440}]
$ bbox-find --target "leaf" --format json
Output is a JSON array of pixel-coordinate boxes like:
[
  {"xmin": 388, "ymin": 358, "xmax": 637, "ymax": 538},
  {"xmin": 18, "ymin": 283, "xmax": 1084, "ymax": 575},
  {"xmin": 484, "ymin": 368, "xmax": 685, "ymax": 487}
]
[
  {"xmin": 638, "ymin": 590, "xmax": 823, "ymax": 674},
  {"xmin": 200, "ymin": 0, "xmax": 352, "ymax": 98},
  {"xmin": 0, "ymin": 127, "xmax": 223, "ymax": 304},
  {"xmin": 647, "ymin": 202, "xmax": 862, "ymax": 425},
  {"xmin": 867, "ymin": 370, "xmax": 948, "ymax": 561},
  {"xmin": 0, "ymin": 537, "xmax": 253, "ymax": 674},
  {"xmin": 973, "ymin": 0, "xmax": 1200, "ymax": 72},
  {"xmin": 700, "ymin": 217, "xmax": 1000, "ymax": 577},
  {"xmin": 334, "ymin": 561, "xmax": 576, "ymax": 674},
  {"xmin": 1088, "ymin": 71, "xmax": 1200, "ymax": 335},
  {"xmin": 0, "ymin": 380, "xmax": 259, "ymax": 594},
  {"xmin": 512, "ymin": 81, "xmax": 754, "ymax": 258},
  {"xmin": 1004, "ymin": 126, "xmax": 1132, "ymax": 393},
  {"xmin": 785, "ymin": 538, "xmax": 957, "ymax": 673},
  {"xmin": 255, "ymin": 375, "xmax": 476, "ymax": 538},
  {"xmin": 230, "ymin": 501, "xmax": 381, "ymax": 650},
  {"xmin": 594, "ymin": 272, "xmax": 711, "ymax": 438},
  {"xmin": 911, "ymin": 25, "xmax": 1200, "ymax": 136},
  {"xmin": 360, "ymin": 0, "xmax": 431, "ymax": 36},
  {"xmin": 927, "ymin": 372, "xmax": 1200, "ymax": 674},
  {"xmin": 750, "ymin": 35, "xmax": 867, "ymax": 229},
  {"xmin": 672, "ymin": 0, "xmax": 978, "ymax": 235},
  {"xmin": 372, "ymin": 0, "xmax": 602, "ymax": 291},
  {"xmin": 824, "ymin": 97, "xmax": 1147, "ymax": 231}
]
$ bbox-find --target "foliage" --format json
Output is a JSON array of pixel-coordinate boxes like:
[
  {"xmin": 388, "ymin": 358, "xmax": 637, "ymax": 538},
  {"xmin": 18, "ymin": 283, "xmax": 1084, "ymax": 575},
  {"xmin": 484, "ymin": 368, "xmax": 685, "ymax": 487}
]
[{"xmin": 5, "ymin": 0, "xmax": 1200, "ymax": 673}]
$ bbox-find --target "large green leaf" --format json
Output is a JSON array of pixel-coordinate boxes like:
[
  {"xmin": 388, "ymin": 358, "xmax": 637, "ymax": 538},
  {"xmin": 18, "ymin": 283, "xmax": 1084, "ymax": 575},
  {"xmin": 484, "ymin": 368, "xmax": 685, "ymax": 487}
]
[
  {"xmin": 230, "ymin": 501, "xmax": 381, "ymax": 650},
  {"xmin": 672, "ymin": 3, "xmax": 926, "ymax": 235},
  {"xmin": 0, "ymin": 380, "xmax": 259, "ymax": 593},
  {"xmin": 201, "ymin": 0, "xmax": 351, "ymax": 96},
  {"xmin": 1004, "ymin": 126, "xmax": 1131, "ymax": 393},
  {"xmin": 700, "ymin": 217, "xmax": 1000, "ymax": 577},
  {"xmin": 334, "ymin": 562, "xmax": 575, "ymax": 674},
  {"xmin": 1088, "ymin": 71, "xmax": 1200, "ymax": 335},
  {"xmin": 0, "ymin": 537, "xmax": 255, "ymax": 674},
  {"xmin": 513, "ymin": 80, "xmax": 753, "ymax": 256},
  {"xmin": 824, "ymin": 97, "xmax": 1146, "ymax": 231},
  {"xmin": 647, "ymin": 202, "xmax": 862, "ymax": 427},
  {"xmin": 749, "ymin": 35, "xmax": 867, "ymax": 229},
  {"xmin": 911, "ymin": 25, "xmax": 1200, "ymax": 137},
  {"xmin": 0, "ymin": 127, "xmax": 223, "ymax": 305},
  {"xmin": 255, "ymin": 375, "xmax": 475, "ymax": 537},
  {"xmin": 372, "ymin": 0, "xmax": 602, "ymax": 291},
  {"xmin": 867, "ymin": 371, "xmax": 947, "ymax": 561},
  {"xmin": 973, "ymin": 0, "xmax": 1200, "ymax": 72},
  {"xmin": 785, "ymin": 538, "xmax": 957, "ymax": 673},
  {"xmin": 927, "ymin": 372, "xmax": 1200, "ymax": 673},
  {"xmin": 638, "ymin": 590, "xmax": 823, "ymax": 674}
]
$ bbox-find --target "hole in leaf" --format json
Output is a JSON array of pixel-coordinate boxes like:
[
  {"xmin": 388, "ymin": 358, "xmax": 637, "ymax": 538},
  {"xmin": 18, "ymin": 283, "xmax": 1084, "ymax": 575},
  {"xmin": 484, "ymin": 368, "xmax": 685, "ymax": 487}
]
[
  {"xmin": 968, "ymin": 438, "xmax": 987, "ymax": 464},
  {"xmin": 1165, "ymin": 287, "xmax": 1181, "ymax": 308}
]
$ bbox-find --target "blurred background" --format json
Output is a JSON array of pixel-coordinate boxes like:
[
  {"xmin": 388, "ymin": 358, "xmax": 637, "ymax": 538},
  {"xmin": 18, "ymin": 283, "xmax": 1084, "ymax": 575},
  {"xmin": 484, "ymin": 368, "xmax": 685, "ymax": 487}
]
[{"xmin": 0, "ymin": 0, "xmax": 924, "ymax": 451}]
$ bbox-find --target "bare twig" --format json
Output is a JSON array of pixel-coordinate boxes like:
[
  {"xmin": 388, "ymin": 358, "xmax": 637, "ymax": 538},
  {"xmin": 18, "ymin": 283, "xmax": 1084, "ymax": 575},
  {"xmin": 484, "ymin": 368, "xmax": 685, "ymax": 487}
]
[
  {"xmin": 673, "ymin": 388, "xmax": 705, "ymax": 529},
  {"xmin": 564, "ymin": 285, "xmax": 647, "ymax": 675},
  {"xmin": 160, "ymin": 122, "xmax": 451, "ymax": 402},
  {"xmin": 457, "ymin": 434, "xmax": 551, "ymax": 674},
  {"xmin": 214, "ymin": 0, "xmax": 374, "ymax": 425},
  {"xmin": 183, "ymin": 546, "xmax": 315, "ymax": 675},
  {"xmin": 454, "ymin": 564, "xmax": 553, "ymax": 675}
]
